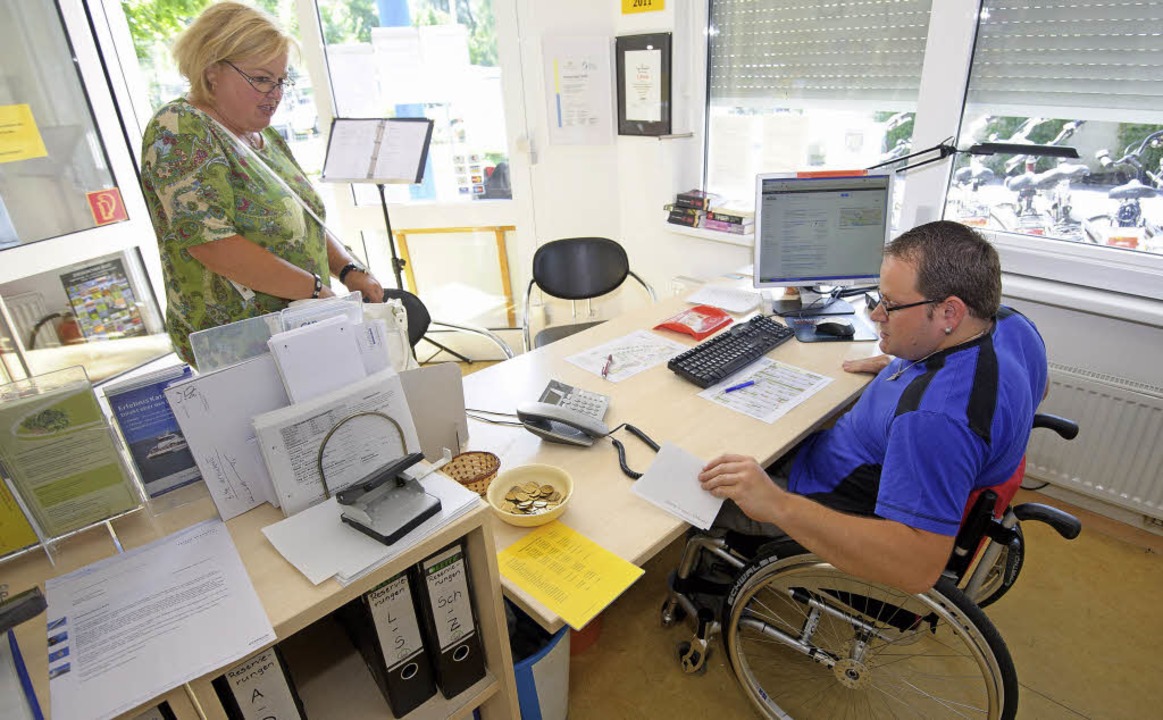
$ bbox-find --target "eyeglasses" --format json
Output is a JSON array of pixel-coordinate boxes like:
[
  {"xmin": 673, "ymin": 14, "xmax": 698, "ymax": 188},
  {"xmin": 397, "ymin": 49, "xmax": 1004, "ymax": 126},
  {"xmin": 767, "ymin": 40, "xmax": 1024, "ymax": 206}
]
[
  {"xmin": 872, "ymin": 296, "xmax": 940, "ymax": 315},
  {"xmin": 224, "ymin": 61, "xmax": 294, "ymax": 95}
]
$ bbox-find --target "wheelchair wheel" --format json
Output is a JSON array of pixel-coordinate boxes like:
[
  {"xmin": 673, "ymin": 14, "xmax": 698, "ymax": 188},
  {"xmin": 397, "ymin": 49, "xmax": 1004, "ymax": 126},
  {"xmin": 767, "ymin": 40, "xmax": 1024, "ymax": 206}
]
[
  {"xmin": 974, "ymin": 524, "xmax": 1025, "ymax": 609},
  {"xmin": 721, "ymin": 552, "xmax": 1018, "ymax": 720}
]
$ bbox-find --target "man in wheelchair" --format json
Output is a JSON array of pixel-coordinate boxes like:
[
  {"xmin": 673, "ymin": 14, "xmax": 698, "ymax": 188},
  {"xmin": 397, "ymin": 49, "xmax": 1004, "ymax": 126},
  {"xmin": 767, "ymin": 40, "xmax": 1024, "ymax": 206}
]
[{"xmin": 666, "ymin": 221, "xmax": 1077, "ymax": 720}]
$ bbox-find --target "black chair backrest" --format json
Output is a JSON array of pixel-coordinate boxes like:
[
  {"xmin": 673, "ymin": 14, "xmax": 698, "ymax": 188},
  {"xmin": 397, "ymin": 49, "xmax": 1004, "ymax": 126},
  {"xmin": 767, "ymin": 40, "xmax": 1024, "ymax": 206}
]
[
  {"xmin": 532, "ymin": 237, "xmax": 630, "ymax": 300},
  {"xmin": 382, "ymin": 289, "xmax": 431, "ymax": 348}
]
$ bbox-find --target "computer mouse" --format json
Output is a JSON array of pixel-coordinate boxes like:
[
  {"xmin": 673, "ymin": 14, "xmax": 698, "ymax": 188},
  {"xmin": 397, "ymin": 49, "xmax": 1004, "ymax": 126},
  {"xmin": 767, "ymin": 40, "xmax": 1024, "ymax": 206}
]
[{"xmin": 814, "ymin": 320, "xmax": 855, "ymax": 338}]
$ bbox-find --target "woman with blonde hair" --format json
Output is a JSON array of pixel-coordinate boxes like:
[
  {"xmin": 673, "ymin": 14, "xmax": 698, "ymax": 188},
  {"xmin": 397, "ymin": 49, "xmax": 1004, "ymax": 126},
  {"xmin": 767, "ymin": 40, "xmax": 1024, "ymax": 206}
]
[{"xmin": 140, "ymin": 1, "xmax": 383, "ymax": 365}]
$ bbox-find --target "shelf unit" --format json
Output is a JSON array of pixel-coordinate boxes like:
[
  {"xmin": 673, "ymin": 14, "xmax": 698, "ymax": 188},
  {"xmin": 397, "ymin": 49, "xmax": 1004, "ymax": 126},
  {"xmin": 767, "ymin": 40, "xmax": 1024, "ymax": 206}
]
[{"xmin": 9, "ymin": 493, "xmax": 518, "ymax": 719}]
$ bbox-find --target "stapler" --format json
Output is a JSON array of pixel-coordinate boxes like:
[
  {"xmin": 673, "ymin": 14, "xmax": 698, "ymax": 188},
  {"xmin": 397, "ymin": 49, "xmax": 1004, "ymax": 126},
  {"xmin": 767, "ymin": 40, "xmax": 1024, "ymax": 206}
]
[{"xmin": 336, "ymin": 451, "xmax": 442, "ymax": 545}]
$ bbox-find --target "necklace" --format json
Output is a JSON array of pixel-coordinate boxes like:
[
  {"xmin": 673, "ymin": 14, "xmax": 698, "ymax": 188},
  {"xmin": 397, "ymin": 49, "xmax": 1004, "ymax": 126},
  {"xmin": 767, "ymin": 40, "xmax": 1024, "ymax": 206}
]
[{"xmin": 887, "ymin": 325, "xmax": 992, "ymax": 381}]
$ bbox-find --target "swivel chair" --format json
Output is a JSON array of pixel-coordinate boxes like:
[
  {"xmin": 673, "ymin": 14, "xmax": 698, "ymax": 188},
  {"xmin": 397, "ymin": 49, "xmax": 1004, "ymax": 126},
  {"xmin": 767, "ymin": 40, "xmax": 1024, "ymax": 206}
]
[
  {"xmin": 522, "ymin": 237, "xmax": 656, "ymax": 351},
  {"xmin": 661, "ymin": 414, "xmax": 1082, "ymax": 720},
  {"xmin": 383, "ymin": 289, "xmax": 514, "ymax": 363}
]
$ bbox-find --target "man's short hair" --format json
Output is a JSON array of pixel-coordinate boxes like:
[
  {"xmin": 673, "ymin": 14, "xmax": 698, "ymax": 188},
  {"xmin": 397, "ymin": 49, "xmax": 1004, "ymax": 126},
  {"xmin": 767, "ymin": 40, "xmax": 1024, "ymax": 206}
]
[{"xmin": 885, "ymin": 221, "xmax": 1002, "ymax": 319}]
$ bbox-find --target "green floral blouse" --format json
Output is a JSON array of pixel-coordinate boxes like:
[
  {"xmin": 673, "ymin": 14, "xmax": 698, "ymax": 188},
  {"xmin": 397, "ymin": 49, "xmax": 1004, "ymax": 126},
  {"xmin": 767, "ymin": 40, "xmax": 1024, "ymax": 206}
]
[{"xmin": 140, "ymin": 98, "xmax": 328, "ymax": 365}]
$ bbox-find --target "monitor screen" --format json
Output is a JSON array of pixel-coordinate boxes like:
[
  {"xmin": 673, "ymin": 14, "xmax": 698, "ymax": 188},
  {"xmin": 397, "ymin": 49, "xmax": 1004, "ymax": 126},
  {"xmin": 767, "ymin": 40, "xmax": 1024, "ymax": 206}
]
[{"xmin": 753, "ymin": 172, "xmax": 894, "ymax": 289}]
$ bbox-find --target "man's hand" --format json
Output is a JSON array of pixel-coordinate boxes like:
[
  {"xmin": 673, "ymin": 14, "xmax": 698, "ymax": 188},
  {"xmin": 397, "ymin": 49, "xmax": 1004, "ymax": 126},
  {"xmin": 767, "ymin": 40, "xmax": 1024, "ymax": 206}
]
[
  {"xmin": 342, "ymin": 271, "xmax": 386, "ymax": 303},
  {"xmin": 698, "ymin": 454, "xmax": 785, "ymax": 526},
  {"xmin": 842, "ymin": 354, "xmax": 892, "ymax": 375}
]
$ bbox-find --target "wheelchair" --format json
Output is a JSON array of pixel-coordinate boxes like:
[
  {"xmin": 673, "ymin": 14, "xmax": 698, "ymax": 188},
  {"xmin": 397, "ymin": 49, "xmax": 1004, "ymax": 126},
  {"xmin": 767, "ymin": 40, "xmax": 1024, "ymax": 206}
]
[{"xmin": 660, "ymin": 414, "xmax": 1083, "ymax": 720}]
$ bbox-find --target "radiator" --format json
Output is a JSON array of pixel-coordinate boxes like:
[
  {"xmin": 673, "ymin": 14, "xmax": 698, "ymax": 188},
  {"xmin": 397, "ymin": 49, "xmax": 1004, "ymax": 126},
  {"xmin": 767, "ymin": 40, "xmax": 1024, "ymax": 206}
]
[
  {"xmin": 1026, "ymin": 364, "xmax": 1163, "ymax": 520},
  {"xmin": 2, "ymin": 291, "xmax": 60, "ymax": 348}
]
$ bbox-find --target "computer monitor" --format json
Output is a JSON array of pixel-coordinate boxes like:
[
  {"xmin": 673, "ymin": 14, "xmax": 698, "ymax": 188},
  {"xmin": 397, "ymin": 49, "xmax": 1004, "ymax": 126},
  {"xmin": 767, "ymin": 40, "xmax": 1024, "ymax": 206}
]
[{"xmin": 753, "ymin": 171, "xmax": 894, "ymax": 316}]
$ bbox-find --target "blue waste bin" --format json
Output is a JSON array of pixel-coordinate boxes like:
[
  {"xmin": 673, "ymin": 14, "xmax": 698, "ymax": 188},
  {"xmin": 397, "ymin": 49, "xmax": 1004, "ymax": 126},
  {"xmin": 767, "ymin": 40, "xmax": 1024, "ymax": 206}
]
[{"xmin": 513, "ymin": 625, "xmax": 570, "ymax": 720}]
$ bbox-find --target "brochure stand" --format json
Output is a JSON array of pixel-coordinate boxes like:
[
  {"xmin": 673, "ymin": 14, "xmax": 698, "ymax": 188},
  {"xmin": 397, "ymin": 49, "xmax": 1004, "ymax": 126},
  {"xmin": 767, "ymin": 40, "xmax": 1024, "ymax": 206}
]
[{"xmin": 321, "ymin": 118, "xmax": 469, "ymax": 362}]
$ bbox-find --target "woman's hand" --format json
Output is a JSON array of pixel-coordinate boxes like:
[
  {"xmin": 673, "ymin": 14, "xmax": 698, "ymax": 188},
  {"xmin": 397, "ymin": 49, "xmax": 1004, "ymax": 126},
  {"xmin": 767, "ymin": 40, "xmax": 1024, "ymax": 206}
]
[
  {"xmin": 842, "ymin": 354, "xmax": 892, "ymax": 375},
  {"xmin": 342, "ymin": 271, "xmax": 385, "ymax": 303}
]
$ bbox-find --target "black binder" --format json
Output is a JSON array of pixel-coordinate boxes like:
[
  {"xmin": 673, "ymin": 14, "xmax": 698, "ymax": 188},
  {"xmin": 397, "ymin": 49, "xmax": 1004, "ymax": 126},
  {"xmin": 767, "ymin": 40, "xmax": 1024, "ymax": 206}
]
[
  {"xmin": 212, "ymin": 646, "xmax": 306, "ymax": 720},
  {"xmin": 336, "ymin": 569, "xmax": 437, "ymax": 716},
  {"xmin": 416, "ymin": 542, "xmax": 487, "ymax": 698}
]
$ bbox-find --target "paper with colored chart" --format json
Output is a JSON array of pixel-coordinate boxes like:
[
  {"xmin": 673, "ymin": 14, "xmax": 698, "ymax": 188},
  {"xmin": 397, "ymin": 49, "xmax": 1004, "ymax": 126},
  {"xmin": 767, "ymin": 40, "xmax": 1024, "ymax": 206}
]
[{"xmin": 497, "ymin": 521, "xmax": 644, "ymax": 630}]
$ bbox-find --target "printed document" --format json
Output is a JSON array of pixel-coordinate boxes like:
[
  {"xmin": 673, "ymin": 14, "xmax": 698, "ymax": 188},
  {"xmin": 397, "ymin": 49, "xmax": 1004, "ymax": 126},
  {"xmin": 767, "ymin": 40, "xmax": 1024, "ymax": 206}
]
[
  {"xmin": 698, "ymin": 358, "xmax": 832, "ymax": 424},
  {"xmin": 45, "ymin": 520, "xmax": 274, "ymax": 720},
  {"xmin": 253, "ymin": 370, "xmax": 421, "ymax": 516},
  {"xmin": 566, "ymin": 329, "xmax": 686, "ymax": 383},
  {"xmin": 497, "ymin": 522, "xmax": 644, "ymax": 631},
  {"xmin": 631, "ymin": 443, "xmax": 723, "ymax": 530}
]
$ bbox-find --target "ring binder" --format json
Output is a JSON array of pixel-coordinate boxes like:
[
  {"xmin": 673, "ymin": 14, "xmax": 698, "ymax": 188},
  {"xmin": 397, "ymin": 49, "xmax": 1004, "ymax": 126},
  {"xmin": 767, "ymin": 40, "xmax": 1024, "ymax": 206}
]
[{"xmin": 416, "ymin": 542, "xmax": 487, "ymax": 698}]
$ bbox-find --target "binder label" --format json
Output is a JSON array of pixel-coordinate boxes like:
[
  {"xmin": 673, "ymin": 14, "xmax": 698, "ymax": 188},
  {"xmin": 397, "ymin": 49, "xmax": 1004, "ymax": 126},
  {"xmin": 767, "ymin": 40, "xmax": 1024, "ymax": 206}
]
[
  {"xmin": 224, "ymin": 649, "xmax": 301, "ymax": 720},
  {"xmin": 367, "ymin": 573, "xmax": 425, "ymax": 669},
  {"xmin": 423, "ymin": 546, "xmax": 475, "ymax": 650}
]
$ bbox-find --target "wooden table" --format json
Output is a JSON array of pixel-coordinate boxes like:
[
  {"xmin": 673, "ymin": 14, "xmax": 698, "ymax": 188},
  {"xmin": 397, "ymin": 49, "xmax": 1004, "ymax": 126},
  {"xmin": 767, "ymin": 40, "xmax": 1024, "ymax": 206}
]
[{"xmin": 461, "ymin": 296, "xmax": 881, "ymax": 631}]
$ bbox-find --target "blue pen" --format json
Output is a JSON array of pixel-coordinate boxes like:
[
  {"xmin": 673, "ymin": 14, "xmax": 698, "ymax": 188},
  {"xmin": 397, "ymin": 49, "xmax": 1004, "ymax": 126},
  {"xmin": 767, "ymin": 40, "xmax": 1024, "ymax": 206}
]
[{"xmin": 724, "ymin": 380, "xmax": 755, "ymax": 393}]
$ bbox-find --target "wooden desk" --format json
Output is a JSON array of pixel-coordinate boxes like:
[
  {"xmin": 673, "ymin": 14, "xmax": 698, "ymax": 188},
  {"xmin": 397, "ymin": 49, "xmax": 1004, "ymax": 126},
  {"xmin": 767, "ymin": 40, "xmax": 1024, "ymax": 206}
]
[{"xmin": 462, "ymin": 296, "xmax": 881, "ymax": 631}]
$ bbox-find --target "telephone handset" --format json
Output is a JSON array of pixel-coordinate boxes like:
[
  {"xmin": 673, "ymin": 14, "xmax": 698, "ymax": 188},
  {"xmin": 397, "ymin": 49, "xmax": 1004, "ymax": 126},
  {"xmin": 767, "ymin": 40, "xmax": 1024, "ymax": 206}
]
[
  {"xmin": 517, "ymin": 380, "xmax": 611, "ymax": 447},
  {"xmin": 516, "ymin": 402, "xmax": 610, "ymax": 447}
]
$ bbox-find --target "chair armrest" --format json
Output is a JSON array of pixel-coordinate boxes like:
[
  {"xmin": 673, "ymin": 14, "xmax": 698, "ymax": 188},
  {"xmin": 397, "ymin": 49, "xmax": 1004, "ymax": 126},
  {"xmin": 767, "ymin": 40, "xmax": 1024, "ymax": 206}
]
[{"xmin": 429, "ymin": 319, "xmax": 515, "ymax": 359}]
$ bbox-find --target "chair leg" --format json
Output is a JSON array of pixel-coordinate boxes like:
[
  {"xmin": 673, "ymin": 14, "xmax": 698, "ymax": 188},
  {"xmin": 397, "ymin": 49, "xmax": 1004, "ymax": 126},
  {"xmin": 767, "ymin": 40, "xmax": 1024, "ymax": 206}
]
[{"xmin": 418, "ymin": 335, "xmax": 473, "ymax": 364}]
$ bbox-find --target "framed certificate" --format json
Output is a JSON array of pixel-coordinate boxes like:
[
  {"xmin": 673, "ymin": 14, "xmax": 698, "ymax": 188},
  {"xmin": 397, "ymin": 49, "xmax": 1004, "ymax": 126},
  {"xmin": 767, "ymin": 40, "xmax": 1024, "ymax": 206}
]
[{"xmin": 615, "ymin": 32, "xmax": 672, "ymax": 136}]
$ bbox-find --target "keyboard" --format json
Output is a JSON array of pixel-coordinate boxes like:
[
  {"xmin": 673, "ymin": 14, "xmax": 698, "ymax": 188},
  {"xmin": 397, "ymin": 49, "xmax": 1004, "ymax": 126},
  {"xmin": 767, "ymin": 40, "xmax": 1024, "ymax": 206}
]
[{"xmin": 667, "ymin": 315, "xmax": 795, "ymax": 388}]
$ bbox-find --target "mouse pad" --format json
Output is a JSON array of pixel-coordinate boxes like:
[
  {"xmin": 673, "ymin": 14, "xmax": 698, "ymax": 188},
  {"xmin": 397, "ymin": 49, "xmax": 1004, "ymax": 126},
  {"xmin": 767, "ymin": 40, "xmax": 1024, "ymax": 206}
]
[{"xmin": 787, "ymin": 314, "xmax": 879, "ymax": 343}]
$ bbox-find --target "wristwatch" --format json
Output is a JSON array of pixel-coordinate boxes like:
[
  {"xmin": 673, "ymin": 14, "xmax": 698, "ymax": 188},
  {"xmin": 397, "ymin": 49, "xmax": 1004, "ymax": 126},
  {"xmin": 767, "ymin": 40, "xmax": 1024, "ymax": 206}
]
[{"xmin": 339, "ymin": 261, "xmax": 366, "ymax": 284}]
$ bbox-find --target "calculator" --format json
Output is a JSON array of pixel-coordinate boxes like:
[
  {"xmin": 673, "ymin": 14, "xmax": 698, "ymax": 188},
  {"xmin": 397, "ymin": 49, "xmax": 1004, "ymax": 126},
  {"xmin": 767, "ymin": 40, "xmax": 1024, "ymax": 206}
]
[{"xmin": 537, "ymin": 379, "xmax": 610, "ymax": 421}]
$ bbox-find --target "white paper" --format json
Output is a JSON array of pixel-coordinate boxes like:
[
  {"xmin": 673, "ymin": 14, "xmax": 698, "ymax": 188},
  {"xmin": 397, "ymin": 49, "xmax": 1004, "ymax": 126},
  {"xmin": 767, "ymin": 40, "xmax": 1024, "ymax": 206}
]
[
  {"xmin": 262, "ymin": 470, "xmax": 480, "ymax": 585},
  {"xmin": 631, "ymin": 442, "xmax": 724, "ymax": 530},
  {"xmin": 698, "ymin": 358, "xmax": 833, "ymax": 424},
  {"xmin": 253, "ymin": 370, "xmax": 421, "ymax": 516},
  {"xmin": 321, "ymin": 119, "xmax": 379, "ymax": 181},
  {"xmin": 373, "ymin": 120, "xmax": 431, "ymax": 183},
  {"xmin": 542, "ymin": 36, "xmax": 614, "ymax": 145},
  {"xmin": 164, "ymin": 355, "xmax": 288, "ymax": 518},
  {"xmin": 686, "ymin": 285, "xmax": 760, "ymax": 313},
  {"xmin": 354, "ymin": 319, "xmax": 394, "ymax": 375},
  {"xmin": 268, "ymin": 315, "xmax": 367, "ymax": 404},
  {"xmin": 45, "ymin": 520, "xmax": 275, "ymax": 720},
  {"xmin": 322, "ymin": 119, "xmax": 431, "ymax": 183},
  {"xmin": 625, "ymin": 48, "xmax": 662, "ymax": 123},
  {"xmin": 565, "ymin": 329, "xmax": 686, "ymax": 383}
]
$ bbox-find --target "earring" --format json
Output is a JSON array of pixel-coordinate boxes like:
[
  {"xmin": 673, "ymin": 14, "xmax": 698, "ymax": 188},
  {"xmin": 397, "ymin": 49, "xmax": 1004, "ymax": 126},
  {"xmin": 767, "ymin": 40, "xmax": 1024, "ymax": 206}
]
[{"xmin": 944, "ymin": 327, "xmax": 952, "ymax": 335}]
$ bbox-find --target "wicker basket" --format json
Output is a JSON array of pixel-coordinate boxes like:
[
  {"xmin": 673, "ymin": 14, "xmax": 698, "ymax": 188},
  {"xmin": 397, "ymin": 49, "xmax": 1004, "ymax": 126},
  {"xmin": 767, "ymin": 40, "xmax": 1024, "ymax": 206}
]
[{"xmin": 444, "ymin": 451, "xmax": 501, "ymax": 496}]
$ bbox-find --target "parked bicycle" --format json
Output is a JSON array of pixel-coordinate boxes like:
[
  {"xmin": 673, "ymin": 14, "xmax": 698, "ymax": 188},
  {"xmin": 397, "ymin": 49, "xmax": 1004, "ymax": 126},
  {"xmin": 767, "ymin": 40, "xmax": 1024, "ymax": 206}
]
[{"xmin": 1082, "ymin": 129, "xmax": 1163, "ymax": 251}]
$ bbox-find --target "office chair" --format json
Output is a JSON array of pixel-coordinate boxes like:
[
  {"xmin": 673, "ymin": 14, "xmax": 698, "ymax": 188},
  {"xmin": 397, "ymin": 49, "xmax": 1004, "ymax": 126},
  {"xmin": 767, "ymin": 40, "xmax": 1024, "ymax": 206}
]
[
  {"xmin": 661, "ymin": 414, "xmax": 1082, "ymax": 720},
  {"xmin": 522, "ymin": 237, "xmax": 656, "ymax": 351},
  {"xmin": 383, "ymin": 289, "xmax": 514, "ymax": 363}
]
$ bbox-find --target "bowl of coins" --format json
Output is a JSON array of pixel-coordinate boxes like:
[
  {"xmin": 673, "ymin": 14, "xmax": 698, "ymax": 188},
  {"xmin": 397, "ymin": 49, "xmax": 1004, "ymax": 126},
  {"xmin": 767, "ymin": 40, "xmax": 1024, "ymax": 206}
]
[{"xmin": 486, "ymin": 464, "xmax": 573, "ymax": 527}]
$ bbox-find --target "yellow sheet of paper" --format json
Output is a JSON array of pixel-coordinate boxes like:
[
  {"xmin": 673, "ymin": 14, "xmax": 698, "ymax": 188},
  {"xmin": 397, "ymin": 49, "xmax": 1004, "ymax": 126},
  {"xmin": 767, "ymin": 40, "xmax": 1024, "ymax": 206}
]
[
  {"xmin": 0, "ymin": 481, "xmax": 38, "ymax": 556},
  {"xmin": 0, "ymin": 104, "xmax": 49, "ymax": 164},
  {"xmin": 498, "ymin": 521, "xmax": 644, "ymax": 630}
]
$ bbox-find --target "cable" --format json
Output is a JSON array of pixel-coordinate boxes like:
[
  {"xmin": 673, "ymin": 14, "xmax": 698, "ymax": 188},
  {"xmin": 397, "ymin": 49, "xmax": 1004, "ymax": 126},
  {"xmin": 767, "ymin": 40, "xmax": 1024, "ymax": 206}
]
[{"xmin": 606, "ymin": 423, "xmax": 660, "ymax": 480}]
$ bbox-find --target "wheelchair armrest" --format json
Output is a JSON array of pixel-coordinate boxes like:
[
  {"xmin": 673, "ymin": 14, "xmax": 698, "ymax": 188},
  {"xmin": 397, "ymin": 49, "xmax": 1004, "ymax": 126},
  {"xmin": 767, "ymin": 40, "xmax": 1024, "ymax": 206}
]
[
  {"xmin": 1033, "ymin": 413, "xmax": 1079, "ymax": 440},
  {"xmin": 1013, "ymin": 502, "xmax": 1082, "ymax": 540}
]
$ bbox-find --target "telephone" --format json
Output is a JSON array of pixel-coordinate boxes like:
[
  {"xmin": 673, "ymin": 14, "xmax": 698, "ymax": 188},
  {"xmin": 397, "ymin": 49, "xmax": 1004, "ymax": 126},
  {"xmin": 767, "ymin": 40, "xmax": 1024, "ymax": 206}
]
[{"xmin": 517, "ymin": 380, "xmax": 611, "ymax": 447}]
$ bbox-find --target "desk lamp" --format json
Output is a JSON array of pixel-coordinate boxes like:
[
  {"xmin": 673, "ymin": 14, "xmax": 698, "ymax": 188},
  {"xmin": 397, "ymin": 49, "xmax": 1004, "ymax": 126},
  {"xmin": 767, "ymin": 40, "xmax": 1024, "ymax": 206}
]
[{"xmin": 868, "ymin": 138, "xmax": 1080, "ymax": 173}]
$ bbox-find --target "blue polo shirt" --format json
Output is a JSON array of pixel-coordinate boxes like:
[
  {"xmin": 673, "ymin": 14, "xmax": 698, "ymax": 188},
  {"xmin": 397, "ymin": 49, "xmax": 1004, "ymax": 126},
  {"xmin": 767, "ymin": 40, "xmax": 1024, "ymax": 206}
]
[{"xmin": 789, "ymin": 307, "xmax": 1047, "ymax": 536}]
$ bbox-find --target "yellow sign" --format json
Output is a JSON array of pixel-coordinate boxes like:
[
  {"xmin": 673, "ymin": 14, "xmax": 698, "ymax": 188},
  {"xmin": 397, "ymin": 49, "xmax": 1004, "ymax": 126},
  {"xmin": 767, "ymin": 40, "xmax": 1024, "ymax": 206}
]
[
  {"xmin": 0, "ymin": 481, "xmax": 38, "ymax": 556},
  {"xmin": 0, "ymin": 104, "xmax": 48, "ymax": 164},
  {"xmin": 623, "ymin": 0, "xmax": 664, "ymax": 14},
  {"xmin": 498, "ymin": 521, "xmax": 644, "ymax": 630}
]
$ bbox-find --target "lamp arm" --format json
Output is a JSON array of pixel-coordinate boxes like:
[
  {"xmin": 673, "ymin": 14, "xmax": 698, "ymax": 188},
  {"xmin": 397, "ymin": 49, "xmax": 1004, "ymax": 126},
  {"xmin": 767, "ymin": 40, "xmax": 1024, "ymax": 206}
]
[{"xmin": 866, "ymin": 140, "xmax": 959, "ymax": 171}]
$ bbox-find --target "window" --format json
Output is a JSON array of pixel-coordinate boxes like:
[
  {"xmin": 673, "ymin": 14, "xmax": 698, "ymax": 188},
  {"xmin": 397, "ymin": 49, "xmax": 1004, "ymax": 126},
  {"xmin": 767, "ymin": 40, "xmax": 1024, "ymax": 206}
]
[
  {"xmin": 705, "ymin": 0, "xmax": 933, "ymax": 206},
  {"xmin": 946, "ymin": 1, "xmax": 1163, "ymax": 258},
  {"xmin": 318, "ymin": 0, "xmax": 511, "ymax": 205}
]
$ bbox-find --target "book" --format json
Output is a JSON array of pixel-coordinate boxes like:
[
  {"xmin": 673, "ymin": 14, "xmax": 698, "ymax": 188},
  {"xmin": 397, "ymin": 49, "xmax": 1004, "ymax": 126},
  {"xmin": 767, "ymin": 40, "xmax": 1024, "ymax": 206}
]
[
  {"xmin": 702, "ymin": 218, "xmax": 754, "ymax": 235},
  {"xmin": 705, "ymin": 209, "xmax": 754, "ymax": 225},
  {"xmin": 416, "ymin": 542, "xmax": 487, "ymax": 699},
  {"xmin": 667, "ymin": 211, "xmax": 702, "ymax": 227},
  {"xmin": 674, "ymin": 189, "xmax": 721, "ymax": 210},
  {"xmin": 59, "ymin": 257, "xmax": 146, "ymax": 341},
  {"xmin": 212, "ymin": 647, "xmax": 306, "ymax": 720},
  {"xmin": 336, "ymin": 569, "xmax": 437, "ymax": 716},
  {"xmin": 102, "ymin": 365, "xmax": 202, "ymax": 499},
  {"xmin": 662, "ymin": 204, "xmax": 701, "ymax": 216}
]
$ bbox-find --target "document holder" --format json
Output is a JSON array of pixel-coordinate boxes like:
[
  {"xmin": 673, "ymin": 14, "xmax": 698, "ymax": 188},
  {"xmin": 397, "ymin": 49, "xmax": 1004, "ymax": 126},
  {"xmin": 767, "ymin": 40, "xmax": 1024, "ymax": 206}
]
[{"xmin": 318, "ymin": 411, "xmax": 441, "ymax": 545}]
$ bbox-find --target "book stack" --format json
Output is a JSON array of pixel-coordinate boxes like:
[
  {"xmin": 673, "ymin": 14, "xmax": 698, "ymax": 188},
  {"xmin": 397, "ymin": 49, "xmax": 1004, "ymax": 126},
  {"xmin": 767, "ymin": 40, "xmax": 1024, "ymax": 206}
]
[
  {"xmin": 665, "ymin": 189, "xmax": 720, "ymax": 228},
  {"xmin": 703, "ymin": 206, "xmax": 755, "ymax": 236}
]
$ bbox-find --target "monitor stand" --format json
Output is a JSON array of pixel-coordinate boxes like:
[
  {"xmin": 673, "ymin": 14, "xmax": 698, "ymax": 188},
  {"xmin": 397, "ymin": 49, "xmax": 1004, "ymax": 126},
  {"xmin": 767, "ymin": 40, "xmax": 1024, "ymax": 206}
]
[{"xmin": 771, "ymin": 287, "xmax": 857, "ymax": 318}]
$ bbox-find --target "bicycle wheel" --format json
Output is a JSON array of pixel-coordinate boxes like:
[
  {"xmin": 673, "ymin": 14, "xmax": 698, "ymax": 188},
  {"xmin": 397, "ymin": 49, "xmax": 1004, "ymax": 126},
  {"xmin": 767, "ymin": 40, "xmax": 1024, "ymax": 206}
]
[{"xmin": 721, "ymin": 552, "xmax": 1018, "ymax": 720}]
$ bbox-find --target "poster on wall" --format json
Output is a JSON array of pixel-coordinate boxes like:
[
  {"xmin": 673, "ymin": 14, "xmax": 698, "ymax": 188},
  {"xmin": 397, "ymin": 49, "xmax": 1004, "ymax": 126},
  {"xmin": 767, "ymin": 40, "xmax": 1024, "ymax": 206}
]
[
  {"xmin": 615, "ymin": 33, "xmax": 672, "ymax": 137},
  {"xmin": 59, "ymin": 257, "xmax": 145, "ymax": 341},
  {"xmin": 542, "ymin": 36, "xmax": 614, "ymax": 145}
]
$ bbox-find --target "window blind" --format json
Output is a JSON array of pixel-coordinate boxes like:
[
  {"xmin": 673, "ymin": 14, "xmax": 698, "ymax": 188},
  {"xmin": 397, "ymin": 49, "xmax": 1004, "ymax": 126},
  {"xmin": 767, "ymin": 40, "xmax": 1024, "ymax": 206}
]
[
  {"xmin": 966, "ymin": 1, "xmax": 1163, "ymax": 117},
  {"xmin": 708, "ymin": 0, "xmax": 933, "ymax": 106}
]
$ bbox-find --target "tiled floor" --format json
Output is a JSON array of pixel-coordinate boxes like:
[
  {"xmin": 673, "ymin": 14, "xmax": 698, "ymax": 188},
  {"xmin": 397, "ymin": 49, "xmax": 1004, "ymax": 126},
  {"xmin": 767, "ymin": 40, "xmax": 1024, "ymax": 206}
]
[{"xmin": 565, "ymin": 491, "xmax": 1162, "ymax": 719}]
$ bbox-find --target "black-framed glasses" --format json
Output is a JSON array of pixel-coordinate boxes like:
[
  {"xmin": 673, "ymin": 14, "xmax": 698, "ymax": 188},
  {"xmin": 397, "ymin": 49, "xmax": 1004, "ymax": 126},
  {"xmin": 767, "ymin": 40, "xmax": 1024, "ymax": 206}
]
[
  {"xmin": 874, "ymin": 297, "xmax": 940, "ymax": 314},
  {"xmin": 224, "ymin": 61, "xmax": 294, "ymax": 94}
]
